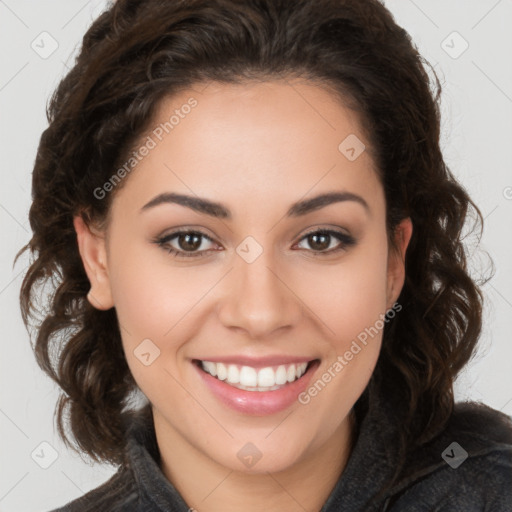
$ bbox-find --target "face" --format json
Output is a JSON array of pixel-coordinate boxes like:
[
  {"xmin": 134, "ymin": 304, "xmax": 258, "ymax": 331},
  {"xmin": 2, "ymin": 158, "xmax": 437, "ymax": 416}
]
[{"xmin": 75, "ymin": 79, "xmax": 412, "ymax": 475}]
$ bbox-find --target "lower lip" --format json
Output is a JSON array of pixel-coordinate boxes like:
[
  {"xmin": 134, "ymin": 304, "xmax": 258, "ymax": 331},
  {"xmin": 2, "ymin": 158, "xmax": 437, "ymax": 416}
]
[{"xmin": 193, "ymin": 360, "xmax": 320, "ymax": 415}]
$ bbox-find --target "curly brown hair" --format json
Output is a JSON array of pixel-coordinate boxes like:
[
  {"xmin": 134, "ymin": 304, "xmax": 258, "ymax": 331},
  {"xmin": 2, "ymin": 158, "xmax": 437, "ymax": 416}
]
[{"xmin": 16, "ymin": 0, "xmax": 487, "ymax": 499}]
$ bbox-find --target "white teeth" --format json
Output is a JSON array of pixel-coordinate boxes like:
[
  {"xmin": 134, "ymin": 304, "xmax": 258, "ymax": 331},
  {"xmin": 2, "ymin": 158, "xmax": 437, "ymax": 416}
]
[
  {"xmin": 257, "ymin": 367, "xmax": 275, "ymax": 387},
  {"xmin": 202, "ymin": 361, "xmax": 217, "ymax": 377},
  {"xmin": 216, "ymin": 362, "xmax": 227, "ymax": 381},
  {"xmin": 239, "ymin": 366, "xmax": 258, "ymax": 387},
  {"xmin": 295, "ymin": 363, "xmax": 308, "ymax": 379},
  {"xmin": 200, "ymin": 360, "xmax": 310, "ymax": 391},
  {"xmin": 275, "ymin": 365, "xmax": 288, "ymax": 385},
  {"xmin": 227, "ymin": 365, "xmax": 239, "ymax": 384}
]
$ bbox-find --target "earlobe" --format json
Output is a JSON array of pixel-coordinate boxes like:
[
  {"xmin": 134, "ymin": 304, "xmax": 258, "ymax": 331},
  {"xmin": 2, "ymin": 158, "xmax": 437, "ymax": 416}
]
[
  {"xmin": 386, "ymin": 217, "xmax": 413, "ymax": 307},
  {"xmin": 73, "ymin": 215, "xmax": 114, "ymax": 310}
]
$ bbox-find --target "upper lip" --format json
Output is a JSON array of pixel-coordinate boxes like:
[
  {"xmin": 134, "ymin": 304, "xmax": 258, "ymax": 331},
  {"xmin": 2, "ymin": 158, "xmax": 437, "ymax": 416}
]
[{"xmin": 193, "ymin": 355, "xmax": 318, "ymax": 369}]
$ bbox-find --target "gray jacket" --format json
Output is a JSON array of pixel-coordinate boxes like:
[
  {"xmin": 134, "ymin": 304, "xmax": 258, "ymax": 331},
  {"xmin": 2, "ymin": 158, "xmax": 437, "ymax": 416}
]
[{"xmin": 50, "ymin": 385, "xmax": 512, "ymax": 511}]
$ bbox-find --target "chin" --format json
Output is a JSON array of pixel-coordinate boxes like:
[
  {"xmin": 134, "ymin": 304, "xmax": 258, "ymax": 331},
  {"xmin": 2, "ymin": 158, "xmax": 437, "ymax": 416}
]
[{"xmin": 212, "ymin": 430, "xmax": 317, "ymax": 475}]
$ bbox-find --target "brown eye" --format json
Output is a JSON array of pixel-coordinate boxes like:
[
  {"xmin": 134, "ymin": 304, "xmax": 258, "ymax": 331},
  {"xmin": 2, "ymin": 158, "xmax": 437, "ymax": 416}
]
[
  {"xmin": 154, "ymin": 230, "xmax": 216, "ymax": 258},
  {"xmin": 296, "ymin": 229, "xmax": 356, "ymax": 255},
  {"xmin": 176, "ymin": 232, "xmax": 202, "ymax": 251}
]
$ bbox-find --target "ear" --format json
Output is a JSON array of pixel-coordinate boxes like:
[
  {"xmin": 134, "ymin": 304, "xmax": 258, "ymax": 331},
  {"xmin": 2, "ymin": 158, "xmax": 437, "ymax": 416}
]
[
  {"xmin": 73, "ymin": 215, "xmax": 114, "ymax": 310},
  {"xmin": 386, "ymin": 217, "xmax": 413, "ymax": 308}
]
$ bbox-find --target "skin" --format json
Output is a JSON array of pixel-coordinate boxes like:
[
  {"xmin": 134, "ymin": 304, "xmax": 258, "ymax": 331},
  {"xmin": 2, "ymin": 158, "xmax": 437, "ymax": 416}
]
[{"xmin": 74, "ymin": 79, "xmax": 412, "ymax": 512}]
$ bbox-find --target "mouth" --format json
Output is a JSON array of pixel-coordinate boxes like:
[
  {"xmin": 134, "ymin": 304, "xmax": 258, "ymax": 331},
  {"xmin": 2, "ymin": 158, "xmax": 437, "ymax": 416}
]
[
  {"xmin": 193, "ymin": 357, "xmax": 321, "ymax": 415},
  {"xmin": 192, "ymin": 359, "xmax": 320, "ymax": 408}
]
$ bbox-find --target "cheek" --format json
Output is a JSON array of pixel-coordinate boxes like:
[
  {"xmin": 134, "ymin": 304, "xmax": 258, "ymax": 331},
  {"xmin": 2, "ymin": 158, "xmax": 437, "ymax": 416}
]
[
  {"xmin": 108, "ymin": 240, "xmax": 204, "ymax": 340},
  {"xmin": 107, "ymin": 248, "xmax": 195, "ymax": 401},
  {"xmin": 105, "ymin": 246, "xmax": 186, "ymax": 392},
  {"xmin": 304, "ymin": 241, "xmax": 390, "ymax": 347},
  {"xmin": 297, "ymin": 246, "xmax": 390, "ymax": 424}
]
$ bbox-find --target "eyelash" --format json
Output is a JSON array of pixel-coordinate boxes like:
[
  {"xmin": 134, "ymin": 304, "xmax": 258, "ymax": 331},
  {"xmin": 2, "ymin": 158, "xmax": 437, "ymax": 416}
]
[{"xmin": 152, "ymin": 228, "xmax": 356, "ymax": 259}]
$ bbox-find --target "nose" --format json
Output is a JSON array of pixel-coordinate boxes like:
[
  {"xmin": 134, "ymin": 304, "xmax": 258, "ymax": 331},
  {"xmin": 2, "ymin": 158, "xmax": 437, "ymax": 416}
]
[{"xmin": 216, "ymin": 248, "xmax": 304, "ymax": 339}]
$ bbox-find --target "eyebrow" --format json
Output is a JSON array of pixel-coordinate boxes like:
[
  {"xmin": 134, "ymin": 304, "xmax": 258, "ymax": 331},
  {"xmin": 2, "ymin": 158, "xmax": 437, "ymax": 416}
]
[{"xmin": 140, "ymin": 191, "xmax": 369, "ymax": 219}]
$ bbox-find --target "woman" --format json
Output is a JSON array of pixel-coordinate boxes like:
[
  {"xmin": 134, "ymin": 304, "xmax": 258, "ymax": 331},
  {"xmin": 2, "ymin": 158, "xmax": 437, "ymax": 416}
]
[{"xmin": 17, "ymin": 0, "xmax": 512, "ymax": 510}]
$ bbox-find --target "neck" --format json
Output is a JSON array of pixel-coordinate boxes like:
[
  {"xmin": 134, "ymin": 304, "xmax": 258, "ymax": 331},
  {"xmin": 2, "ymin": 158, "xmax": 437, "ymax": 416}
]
[{"xmin": 154, "ymin": 410, "xmax": 356, "ymax": 512}]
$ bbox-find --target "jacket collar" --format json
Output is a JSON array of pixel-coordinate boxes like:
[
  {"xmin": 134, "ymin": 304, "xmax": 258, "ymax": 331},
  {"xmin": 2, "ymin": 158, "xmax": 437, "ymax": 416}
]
[
  {"xmin": 320, "ymin": 378, "xmax": 403, "ymax": 511},
  {"xmin": 126, "ymin": 405, "xmax": 191, "ymax": 511}
]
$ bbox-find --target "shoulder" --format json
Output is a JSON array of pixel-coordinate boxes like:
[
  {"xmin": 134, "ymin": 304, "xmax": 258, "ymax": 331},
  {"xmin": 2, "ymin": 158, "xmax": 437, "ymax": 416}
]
[
  {"xmin": 47, "ymin": 465, "xmax": 139, "ymax": 512},
  {"xmin": 448, "ymin": 400, "xmax": 512, "ymax": 444},
  {"xmin": 386, "ymin": 401, "xmax": 512, "ymax": 511}
]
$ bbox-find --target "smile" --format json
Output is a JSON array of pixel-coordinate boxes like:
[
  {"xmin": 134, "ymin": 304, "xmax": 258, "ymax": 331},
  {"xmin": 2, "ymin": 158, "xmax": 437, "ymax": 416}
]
[
  {"xmin": 193, "ymin": 357, "xmax": 320, "ymax": 415},
  {"xmin": 198, "ymin": 360, "xmax": 310, "ymax": 391}
]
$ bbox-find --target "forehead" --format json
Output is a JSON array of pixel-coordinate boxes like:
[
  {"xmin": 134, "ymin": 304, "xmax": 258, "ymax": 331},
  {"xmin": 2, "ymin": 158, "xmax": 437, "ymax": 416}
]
[
  {"xmin": 153, "ymin": 79, "xmax": 370, "ymax": 158},
  {"xmin": 111, "ymin": 79, "xmax": 383, "ymax": 217}
]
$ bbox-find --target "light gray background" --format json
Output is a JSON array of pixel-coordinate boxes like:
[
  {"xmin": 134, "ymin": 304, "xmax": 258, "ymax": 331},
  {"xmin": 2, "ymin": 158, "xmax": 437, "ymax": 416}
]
[{"xmin": 1, "ymin": 1, "xmax": 511, "ymax": 510}]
